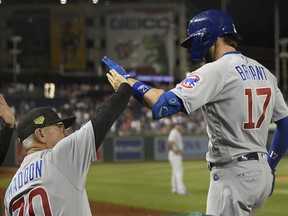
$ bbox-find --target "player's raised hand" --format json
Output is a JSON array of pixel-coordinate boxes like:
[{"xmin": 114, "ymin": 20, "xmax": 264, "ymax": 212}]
[
  {"xmin": 106, "ymin": 69, "xmax": 128, "ymax": 92},
  {"xmin": 0, "ymin": 95, "xmax": 15, "ymax": 128},
  {"xmin": 102, "ymin": 56, "xmax": 136, "ymax": 79}
]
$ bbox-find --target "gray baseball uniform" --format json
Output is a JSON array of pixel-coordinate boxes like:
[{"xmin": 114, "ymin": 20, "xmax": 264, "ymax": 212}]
[
  {"xmin": 168, "ymin": 127, "xmax": 186, "ymax": 194},
  {"xmin": 168, "ymin": 127, "xmax": 184, "ymax": 152},
  {"xmin": 172, "ymin": 52, "xmax": 288, "ymax": 162},
  {"xmin": 171, "ymin": 51, "xmax": 288, "ymax": 215},
  {"xmin": 4, "ymin": 83, "xmax": 132, "ymax": 216},
  {"xmin": 4, "ymin": 121, "xmax": 96, "ymax": 215}
]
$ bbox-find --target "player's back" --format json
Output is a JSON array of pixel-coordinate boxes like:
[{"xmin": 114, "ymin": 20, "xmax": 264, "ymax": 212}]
[
  {"xmin": 202, "ymin": 52, "xmax": 285, "ymax": 163},
  {"xmin": 4, "ymin": 122, "xmax": 97, "ymax": 216},
  {"xmin": 4, "ymin": 149, "xmax": 91, "ymax": 216}
]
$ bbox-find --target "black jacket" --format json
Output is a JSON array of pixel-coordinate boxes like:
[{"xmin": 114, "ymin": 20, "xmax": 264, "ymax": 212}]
[
  {"xmin": 0, "ymin": 124, "xmax": 14, "ymax": 165},
  {"xmin": 91, "ymin": 83, "xmax": 132, "ymax": 150}
]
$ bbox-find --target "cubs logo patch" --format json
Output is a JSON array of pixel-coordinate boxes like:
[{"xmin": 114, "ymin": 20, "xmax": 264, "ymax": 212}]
[{"xmin": 180, "ymin": 73, "xmax": 201, "ymax": 89}]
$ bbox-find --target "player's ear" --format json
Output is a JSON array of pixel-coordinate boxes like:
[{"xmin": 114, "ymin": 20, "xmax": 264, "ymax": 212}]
[{"xmin": 34, "ymin": 128, "xmax": 46, "ymax": 143}]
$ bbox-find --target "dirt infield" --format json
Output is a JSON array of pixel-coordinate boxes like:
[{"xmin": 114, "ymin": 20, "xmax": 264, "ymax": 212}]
[{"xmin": 0, "ymin": 167, "xmax": 174, "ymax": 216}]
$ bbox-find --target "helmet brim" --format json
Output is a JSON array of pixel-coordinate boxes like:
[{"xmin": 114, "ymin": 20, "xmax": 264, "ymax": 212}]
[{"xmin": 180, "ymin": 36, "xmax": 193, "ymax": 48}]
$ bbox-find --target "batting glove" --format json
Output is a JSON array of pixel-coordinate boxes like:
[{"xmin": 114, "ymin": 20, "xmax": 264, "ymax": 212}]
[{"xmin": 102, "ymin": 56, "xmax": 136, "ymax": 79}]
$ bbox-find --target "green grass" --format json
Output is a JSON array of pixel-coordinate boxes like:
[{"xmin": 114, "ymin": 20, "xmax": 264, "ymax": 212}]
[
  {"xmin": 1, "ymin": 158, "xmax": 288, "ymax": 215},
  {"xmin": 86, "ymin": 161, "xmax": 209, "ymax": 214}
]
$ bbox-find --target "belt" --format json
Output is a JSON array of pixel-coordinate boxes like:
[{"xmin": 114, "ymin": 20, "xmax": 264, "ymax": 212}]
[{"xmin": 208, "ymin": 152, "xmax": 259, "ymax": 171}]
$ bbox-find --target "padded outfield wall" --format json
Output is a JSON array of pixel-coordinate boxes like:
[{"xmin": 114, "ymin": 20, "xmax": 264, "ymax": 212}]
[{"xmin": 2, "ymin": 128, "xmax": 276, "ymax": 166}]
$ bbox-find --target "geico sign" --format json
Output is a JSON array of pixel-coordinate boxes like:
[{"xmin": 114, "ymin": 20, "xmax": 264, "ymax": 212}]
[{"xmin": 109, "ymin": 17, "xmax": 170, "ymax": 30}]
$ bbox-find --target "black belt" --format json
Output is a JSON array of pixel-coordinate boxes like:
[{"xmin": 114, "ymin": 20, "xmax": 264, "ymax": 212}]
[{"xmin": 208, "ymin": 152, "xmax": 259, "ymax": 170}]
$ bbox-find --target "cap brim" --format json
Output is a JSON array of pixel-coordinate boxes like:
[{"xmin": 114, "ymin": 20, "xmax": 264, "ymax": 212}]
[
  {"xmin": 180, "ymin": 36, "xmax": 193, "ymax": 48},
  {"xmin": 49, "ymin": 116, "xmax": 76, "ymax": 129}
]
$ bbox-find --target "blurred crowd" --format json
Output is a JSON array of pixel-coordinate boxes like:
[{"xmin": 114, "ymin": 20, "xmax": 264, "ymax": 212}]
[
  {"xmin": 1, "ymin": 82, "xmax": 206, "ymax": 137},
  {"xmin": 3, "ymin": 80, "xmax": 288, "ymax": 137}
]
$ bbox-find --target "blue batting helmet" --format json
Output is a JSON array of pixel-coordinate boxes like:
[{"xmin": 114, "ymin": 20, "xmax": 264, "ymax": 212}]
[{"xmin": 181, "ymin": 9, "xmax": 237, "ymax": 61}]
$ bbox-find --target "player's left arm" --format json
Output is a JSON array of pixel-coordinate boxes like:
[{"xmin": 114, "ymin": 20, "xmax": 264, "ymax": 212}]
[
  {"xmin": 268, "ymin": 115, "xmax": 288, "ymax": 170},
  {"xmin": 268, "ymin": 79, "xmax": 288, "ymax": 171}
]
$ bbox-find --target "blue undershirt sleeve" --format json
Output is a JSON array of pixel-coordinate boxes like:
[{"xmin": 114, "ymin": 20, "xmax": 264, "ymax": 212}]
[{"xmin": 268, "ymin": 116, "xmax": 288, "ymax": 170}]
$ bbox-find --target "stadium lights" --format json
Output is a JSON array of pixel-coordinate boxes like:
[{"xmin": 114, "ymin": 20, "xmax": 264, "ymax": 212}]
[{"xmin": 58, "ymin": 0, "xmax": 99, "ymax": 5}]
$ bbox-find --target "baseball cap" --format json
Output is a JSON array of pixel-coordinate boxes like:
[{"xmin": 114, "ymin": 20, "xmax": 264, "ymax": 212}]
[{"xmin": 16, "ymin": 107, "xmax": 76, "ymax": 143}]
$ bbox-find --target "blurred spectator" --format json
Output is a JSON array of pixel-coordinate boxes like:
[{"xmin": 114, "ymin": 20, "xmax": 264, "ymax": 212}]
[{"xmin": 1, "ymin": 83, "xmax": 207, "ymax": 136}]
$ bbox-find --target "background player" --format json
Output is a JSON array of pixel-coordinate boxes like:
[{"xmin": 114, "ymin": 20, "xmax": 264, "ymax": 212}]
[
  {"xmin": 0, "ymin": 95, "xmax": 15, "ymax": 166},
  {"xmin": 4, "ymin": 76, "xmax": 131, "ymax": 215},
  {"xmin": 104, "ymin": 9, "xmax": 288, "ymax": 216},
  {"xmin": 168, "ymin": 120, "xmax": 189, "ymax": 195}
]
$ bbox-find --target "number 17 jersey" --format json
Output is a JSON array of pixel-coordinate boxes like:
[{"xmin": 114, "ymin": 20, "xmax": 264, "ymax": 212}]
[{"xmin": 171, "ymin": 51, "xmax": 288, "ymax": 164}]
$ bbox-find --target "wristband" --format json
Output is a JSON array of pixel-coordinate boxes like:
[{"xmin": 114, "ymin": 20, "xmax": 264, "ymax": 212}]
[{"xmin": 132, "ymin": 81, "xmax": 152, "ymax": 104}]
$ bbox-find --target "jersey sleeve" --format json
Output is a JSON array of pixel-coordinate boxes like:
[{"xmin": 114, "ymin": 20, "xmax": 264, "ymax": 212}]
[
  {"xmin": 171, "ymin": 62, "xmax": 225, "ymax": 114},
  {"xmin": 49, "ymin": 121, "xmax": 96, "ymax": 190},
  {"xmin": 271, "ymin": 79, "xmax": 288, "ymax": 122}
]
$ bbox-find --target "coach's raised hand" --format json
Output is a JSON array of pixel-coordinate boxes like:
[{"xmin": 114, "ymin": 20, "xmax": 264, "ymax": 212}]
[
  {"xmin": 102, "ymin": 56, "xmax": 136, "ymax": 79},
  {"xmin": 106, "ymin": 69, "xmax": 128, "ymax": 92}
]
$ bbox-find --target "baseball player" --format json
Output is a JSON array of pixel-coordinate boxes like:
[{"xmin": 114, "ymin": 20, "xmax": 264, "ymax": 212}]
[
  {"xmin": 168, "ymin": 121, "xmax": 189, "ymax": 195},
  {"xmin": 103, "ymin": 9, "xmax": 288, "ymax": 216},
  {"xmin": 0, "ymin": 95, "xmax": 15, "ymax": 166},
  {"xmin": 4, "ymin": 78, "xmax": 131, "ymax": 215}
]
